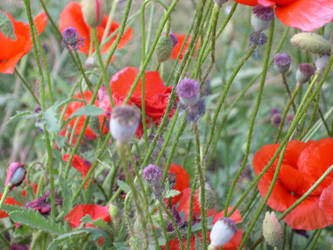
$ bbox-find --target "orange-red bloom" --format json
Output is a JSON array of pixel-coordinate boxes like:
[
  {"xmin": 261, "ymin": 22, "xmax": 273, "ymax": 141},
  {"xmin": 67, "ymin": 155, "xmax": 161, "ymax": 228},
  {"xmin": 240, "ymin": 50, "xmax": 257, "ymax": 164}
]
[
  {"xmin": 59, "ymin": 2, "xmax": 133, "ymax": 54},
  {"xmin": 162, "ymin": 207, "xmax": 243, "ymax": 250},
  {"xmin": 0, "ymin": 11, "xmax": 47, "ymax": 74},
  {"xmin": 234, "ymin": 0, "xmax": 333, "ymax": 32},
  {"xmin": 64, "ymin": 204, "xmax": 110, "ymax": 228},
  {"xmin": 62, "ymin": 154, "xmax": 92, "ymax": 188},
  {"xmin": 253, "ymin": 138, "xmax": 333, "ymax": 230},
  {"xmin": 167, "ymin": 164, "xmax": 189, "ymax": 206},
  {"xmin": 98, "ymin": 67, "xmax": 174, "ymax": 136},
  {"xmin": 0, "ymin": 193, "xmax": 22, "ymax": 218},
  {"xmin": 170, "ymin": 34, "xmax": 200, "ymax": 60},
  {"xmin": 62, "ymin": 90, "xmax": 107, "ymax": 139}
]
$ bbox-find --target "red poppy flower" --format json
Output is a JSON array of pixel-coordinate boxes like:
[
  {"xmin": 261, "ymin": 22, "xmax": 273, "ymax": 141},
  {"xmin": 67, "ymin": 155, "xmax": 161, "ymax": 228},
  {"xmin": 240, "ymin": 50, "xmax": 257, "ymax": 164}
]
[
  {"xmin": 253, "ymin": 138, "xmax": 333, "ymax": 230},
  {"xmin": 167, "ymin": 164, "xmax": 189, "ymax": 206},
  {"xmin": 64, "ymin": 204, "xmax": 110, "ymax": 228},
  {"xmin": 170, "ymin": 34, "xmax": 200, "ymax": 60},
  {"xmin": 62, "ymin": 154, "xmax": 92, "ymax": 188},
  {"xmin": 0, "ymin": 193, "xmax": 22, "ymax": 218},
  {"xmin": 162, "ymin": 207, "xmax": 243, "ymax": 250},
  {"xmin": 98, "ymin": 67, "xmax": 174, "ymax": 136},
  {"xmin": 177, "ymin": 188, "xmax": 217, "ymax": 221},
  {"xmin": 59, "ymin": 2, "xmax": 133, "ymax": 54},
  {"xmin": 62, "ymin": 90, "xmax": 107, "ymax": 139},
  {"xmin": 234, "ymin": 0, "xmax": 333, "ymax": 32},
  {"xmin": 0, "ymin": 11, "xmax": 47, "ymax": 74}
]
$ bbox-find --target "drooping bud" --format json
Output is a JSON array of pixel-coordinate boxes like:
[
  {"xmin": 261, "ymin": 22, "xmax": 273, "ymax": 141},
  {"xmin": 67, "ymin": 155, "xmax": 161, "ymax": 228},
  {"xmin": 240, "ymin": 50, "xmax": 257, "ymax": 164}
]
[
  {"xmin": 263, "ymin": 211, "xmax": 281, "ymax": 247},
  {"xmin": 296, "ymin": 63, "xmax": 315, "ymax": 84},
  {"xmin": 5, "ymin": 162, "xmax": 25, "ymax": 188},
  {"xmin": 208, "ymin": 217, "xmax": 237, "ymax": 249},
  {"xmin": 315, "ymin": 54, "xmax": 330, "ymax": 71},
  {"xmin": 251, "ymin": 5, "xmax": 274, "ymax": 32},
  {"xmin": 271, "ymin": 113, "xmax": 282, "ymax": 127},
  {"xmin": 176, "ymin": 78, "xmax": 200, "ymax": 106},
  {"xmin": 156, "ymin": 36, "xmax": 174, "ymax": 63},
  {"xmin": 82, "ymin": 0, "xmax": 106, "ymax": 28},
  {"xmin": 109, "ymin": 105, "xmax": 141, "ymax": 143},
  {"xmin": 62, "ymin": 27, "xmax": 84, "ymax": 51},
  {"xmin": 274, "ymin": 53, "xmax": 291, "ymax": 73},
  {"xmin": 291, "ymin": 32, "xmax": 331, "ymax": 55}
]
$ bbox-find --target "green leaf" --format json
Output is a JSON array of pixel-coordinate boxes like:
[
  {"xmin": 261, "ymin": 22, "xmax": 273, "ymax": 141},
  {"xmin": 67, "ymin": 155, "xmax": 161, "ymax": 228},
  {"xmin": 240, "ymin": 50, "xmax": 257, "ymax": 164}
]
[
  {"xmin": 164, "ymin": 189, "xmax": 180, "ymax": 199},
  {"xmin": 7, "ymin": 111, "xmax": 39, "ymax": 124},
  {"xmin": 42, "ymin": 106, "xmax": 60, "ymax": 133},
  {"xmin": 0, "ymin": 12, "xmax": 16, "ymax": 40},
  {"xmin": 9, "ymin": 209, "xmax": 67, "ymax": 235},
  {"xmin": 48, "ymin": 230, "xmax": 89, "ymax": 250},
  {"xmin": 117, "ymin": 180, "xmax": 130, "ymax": 193},
  {"xmin": 71, "ymin": 105, "xmax": 104, "ymax": 118}
]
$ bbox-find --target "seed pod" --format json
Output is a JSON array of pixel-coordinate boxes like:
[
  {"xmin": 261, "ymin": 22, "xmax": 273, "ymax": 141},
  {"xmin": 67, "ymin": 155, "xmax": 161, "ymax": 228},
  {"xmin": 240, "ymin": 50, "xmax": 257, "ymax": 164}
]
[
  {"xmin": 291, "ymin": 32, "xmax": 331, "ymax": 55},
  {"xmin": 82, "ymin": 0, "xmax": 106, "ymax": 28},
  {"xmin": 156, "ymin": 36, "xmax": 174, "ymax": 63}
]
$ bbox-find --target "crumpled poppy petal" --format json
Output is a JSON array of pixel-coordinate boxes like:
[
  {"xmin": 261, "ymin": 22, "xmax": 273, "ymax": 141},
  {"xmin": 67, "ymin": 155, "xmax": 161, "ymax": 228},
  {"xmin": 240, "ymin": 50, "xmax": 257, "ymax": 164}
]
[
  {"xmin": 284, "ymin": 196, "xmax": 333, "ymax": 230},
  {"xmin": 62, "ymin": 154, "xmax": 92, "ymax": 188},
  {"xmin": 275, "ymin": 0, "xmax": 333, "ymax": 32},
  {"xmin": 64, "ymin": 204, "xmax": 110, "ymax": 228},
  {"xmin": 0, "ymin": 194, "xmax": 22, "ymax": 218},
  {"xmin": 233, "ymin": 0, "xmax": 258, "ymax": 6}
]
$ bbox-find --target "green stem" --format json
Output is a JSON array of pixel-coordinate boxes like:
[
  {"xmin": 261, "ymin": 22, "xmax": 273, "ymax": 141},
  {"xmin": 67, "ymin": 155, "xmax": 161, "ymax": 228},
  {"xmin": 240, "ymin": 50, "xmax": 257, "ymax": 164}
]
[
  {"xmin": 0, "ymin": 185, "xmax": 10, "ymax": 208},
  {"xmin": 14, "ymin": 68, "xmax": 41, "ymax": 105}
]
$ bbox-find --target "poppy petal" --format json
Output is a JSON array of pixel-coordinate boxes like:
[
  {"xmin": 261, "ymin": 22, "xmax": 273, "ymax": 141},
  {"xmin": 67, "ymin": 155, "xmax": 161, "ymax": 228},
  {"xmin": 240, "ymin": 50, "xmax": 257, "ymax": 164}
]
[
  {"xmin": 233, "ymin": 0, "xmax": 258, "ymax": 6},
  {"xmin": 275, "ymin": 0, "xmax": 333, "ymax": 32},
  {"xmin": 0, "ymin": 194, "xmax": 22, "ymax": 218},
  {"xmin": 319, "ymin": 183, "xmax": 333, "ymax": 215}
]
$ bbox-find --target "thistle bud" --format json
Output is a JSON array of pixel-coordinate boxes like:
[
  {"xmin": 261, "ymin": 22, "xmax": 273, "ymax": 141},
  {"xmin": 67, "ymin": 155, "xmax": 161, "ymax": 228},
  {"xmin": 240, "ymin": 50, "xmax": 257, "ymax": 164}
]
[
  {"xmin": 176, "ymin": 78, "xmax": 200, "ymax": 106},
  {"xmin": 296, "ymin": 63, "xmax": 315, "ymax": 84},
  {"xmin": 291, "ymin": 32, "xmax": 331, "ymax": 55},
  {"xmin": 263, "ymin": 211, "xmax": 281, "ymax": 247},
  {"xmin": 109, "ymin": 105, "xmax": 141, "ymax": 143},
  {"xmin": 251, "ymin": 5, "xmax": 274, "ymax": 32},
  {"xmin": 271, "ymin": 113, "xmax": 282, "ymax": 127},
  {"xmin": 274, "ymin": 53, "xmax": 291, "ymax": 73},
  {"xmin": 209, "ymin": 217, "xmax": 237, "ymax": 249},
  {"xmin": 315, "ymin": 54, "xmax": 330, "ymax": 71},
  {"xmin": 82, "ymin": 0, "xmax": 106, "ymax": 28},
  {"xmin": 5, "ymin": 162, "xmax": 25, "ymax": 188},
  {"xmin": 156, "ymin": 35, "xmax": 174, "ymax": 63}
]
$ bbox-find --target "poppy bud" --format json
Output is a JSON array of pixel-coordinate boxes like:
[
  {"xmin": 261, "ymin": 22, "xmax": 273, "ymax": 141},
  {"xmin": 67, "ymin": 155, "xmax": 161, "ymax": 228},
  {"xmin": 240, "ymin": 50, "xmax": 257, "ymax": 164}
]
[
  {"xmin": 85, "ymin": 56, "xmax": 97, "ymax": 69},
  {"xmin": 5, "ymin": 162, "xmax": 25, "ymax": 188},
  {"xmin": 156, "ymin": 35, "xmax": 174, "ymax": 63},
  {"xmin": 82, "ymin": 0, "xmax": 106, "ymax": 28},
  {"xmin": 263, "ymin": 211, "xmax": 281, "ymax": 247},
  {"xmin": 274, "ymin": 53, "xmax": 291, "ymax": 73},
  {"xmin": 315, "ymin": 54, "xmax": 330, "ymax": 71},
  {"xmin": 0, "ymin": 11, "xmax": 16, "ymax": 40},
  {"xmin": 176, "ymin": 78, "xmax": 200, "ymax": 106},
  {"xmin": 291, "ymin": 32, "xmax": 331, "ymax": 55},
  {"xmin": 109, "ymin": 105, "xmax": 141, "ymax": 143},
  {"xmin": 208, "ymin": 217, "xmax": 237, "ymax": 249},
  {"xmin": 296, "ymin": 63, "xmax": 315, "ymax": 84},
  {"xmin": 251, "ymin": 5, "xmax": 274, "ymax": 32},
  {"xmin": 108, "ymin": 203, "xmax": 118, "ymax": 218},
  {"xmin": 271, "ymin": 113, "xmax": 282, "ymax": 127}
]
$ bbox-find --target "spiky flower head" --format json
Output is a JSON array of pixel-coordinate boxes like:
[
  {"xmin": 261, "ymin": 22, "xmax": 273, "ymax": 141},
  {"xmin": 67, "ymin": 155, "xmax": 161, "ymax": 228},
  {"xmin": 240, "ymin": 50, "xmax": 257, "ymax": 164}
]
[
  {"xmin": 176, "ymin": 78, "xmax": 200, "ymax": 106},
  {"xmin": 62, "ymin": 27, "xmax": 84, "ymax": 51},
  {"xmin": 274, "ymin": 53, "xmax": 291, "ymax": 73}
]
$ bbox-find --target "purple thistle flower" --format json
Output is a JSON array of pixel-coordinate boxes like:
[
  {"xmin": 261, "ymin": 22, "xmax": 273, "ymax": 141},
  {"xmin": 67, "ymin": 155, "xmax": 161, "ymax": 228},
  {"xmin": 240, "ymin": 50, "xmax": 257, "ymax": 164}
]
[
  {"xmin": 271, "ymin": 113, "xmax": 282, "ymax": 127},
  {"xmin": 9, "ymin": 244, "xmax": 29, "ymax": 250},
  {"xmin": 62, "ymin": 27, "xmax": 84, "ymax": 51},
  {"xmin": 251, "ymin": 5, "xmax": 274, "ymax": 32},
  {"xmin": 180, "ymin": 98, "xmax": 206, "ymax": 123},
  {"xmin": 249, "ymin": 31, "xmax": 267, "ymax": 48},
  {"xmin": 270, "ymin": 108, "xmax": 280, "ymax": 116},
  {"xmin": 296, "ymin": 63, "xmax": 315, "ymax": 84},
  {"xmin": 142, "ymin": 164, "xmax": 163, "ymax": 185},
  {"xmin": 274, "ymin": 53, "xmax": 291, "ymax": 73},
  {"xmin": 168, "ymin": 33, "xmax": 178, "ymax": 48},
  {"xmin": 176, "ymin": 78, "xmax": 201, "ymax": 106}
]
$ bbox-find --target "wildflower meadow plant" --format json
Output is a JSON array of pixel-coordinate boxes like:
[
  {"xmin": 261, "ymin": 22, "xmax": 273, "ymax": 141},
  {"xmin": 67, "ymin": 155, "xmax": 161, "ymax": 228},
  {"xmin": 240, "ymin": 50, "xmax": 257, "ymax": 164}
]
[{"xmin": 0, "ymin": 0, "xmax": 333, "ymax": 249}]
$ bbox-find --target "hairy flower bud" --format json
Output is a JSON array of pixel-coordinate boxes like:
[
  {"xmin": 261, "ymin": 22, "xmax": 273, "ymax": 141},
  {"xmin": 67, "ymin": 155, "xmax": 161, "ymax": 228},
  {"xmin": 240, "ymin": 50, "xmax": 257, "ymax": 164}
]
[
  {"xmin": 110, "ymin": 105, "xmax": 141, "ymax": 143},
  {"xmin": 296, "ymin": 63, "xmax": 315, "ymax": 84},
  {"xmin": 291, "ymin": 32, "xmax": 331, "ymax": 55},
  {"xmin": 156, "ymin": 35, "xmax": 174, "ymax": 63},
  {"xmin": 263, "ymin": 211, "xmax": 281, "ymax": 247},
  {"xmin": 176, "ymin": 78, "xmax": 200, "ymax": 106},
  {"xmin": 251, "ymin": 5, "xmax": 274, "ymax": 32},
  {"xmin": 274, "ymin": 53, "xmax": 291, "ymax": 73},
  {"xmin": 209, "ymin": 217, "xmax": 237, "ymax": 248},
  {"xmin": 5, "ymin": 162, "xmax": 25, "ymax": 188},
  {"xmin": 82, "ymin": 0, "xmax": 106, "ymax": 28}
]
